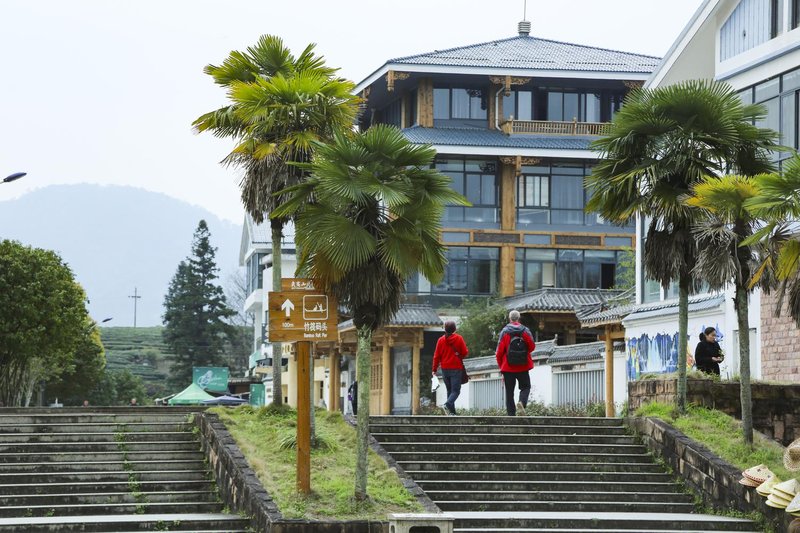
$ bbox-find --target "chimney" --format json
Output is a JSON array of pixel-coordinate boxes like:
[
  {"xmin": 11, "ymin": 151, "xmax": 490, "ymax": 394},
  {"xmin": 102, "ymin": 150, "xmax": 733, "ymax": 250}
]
[{"xmin": 518, "ymin": 20, "xmax": 531, "ymax": 36}]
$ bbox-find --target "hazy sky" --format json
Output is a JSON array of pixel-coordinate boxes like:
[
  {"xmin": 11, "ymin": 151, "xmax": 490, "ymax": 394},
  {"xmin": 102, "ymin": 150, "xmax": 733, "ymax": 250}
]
[{"xmin": 0, "ymin": 0, "xmax": 704, "ymax": 223}]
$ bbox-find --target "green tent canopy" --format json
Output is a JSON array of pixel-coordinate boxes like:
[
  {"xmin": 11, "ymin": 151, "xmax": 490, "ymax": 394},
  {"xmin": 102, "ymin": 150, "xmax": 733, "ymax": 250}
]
[{"xmin": 168, "ymin": 382, "xmax": 215, "ymax": 405}]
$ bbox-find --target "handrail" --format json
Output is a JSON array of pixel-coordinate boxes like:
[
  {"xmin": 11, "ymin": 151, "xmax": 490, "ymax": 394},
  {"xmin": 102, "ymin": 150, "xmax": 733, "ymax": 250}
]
[{"xmin": 509, "ymin": 119, "xmax": 611, "ymax": 136}]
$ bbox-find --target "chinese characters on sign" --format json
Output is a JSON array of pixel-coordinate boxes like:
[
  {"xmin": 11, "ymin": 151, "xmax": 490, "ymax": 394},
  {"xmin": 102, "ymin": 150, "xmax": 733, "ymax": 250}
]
[{"xmin": 268, "ymin": 283, "xmax": 338, "ymax": 342}]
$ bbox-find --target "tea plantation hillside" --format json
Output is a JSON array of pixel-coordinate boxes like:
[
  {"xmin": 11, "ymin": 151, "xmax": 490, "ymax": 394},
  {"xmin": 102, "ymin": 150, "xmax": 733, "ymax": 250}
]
[{"xmin": 99, "ymin": 327, "xmax": 172, "ymax": 399}]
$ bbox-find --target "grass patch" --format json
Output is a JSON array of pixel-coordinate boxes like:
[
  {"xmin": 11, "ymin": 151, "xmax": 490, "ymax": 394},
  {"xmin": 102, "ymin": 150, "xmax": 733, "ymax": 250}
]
[
  {"xmin": 636, "ymin": 402, "xmax": 792, "ymax": 481},
  {"xmin": 209, "ymin": 405, "xmax": 423, "ymax": 520}
]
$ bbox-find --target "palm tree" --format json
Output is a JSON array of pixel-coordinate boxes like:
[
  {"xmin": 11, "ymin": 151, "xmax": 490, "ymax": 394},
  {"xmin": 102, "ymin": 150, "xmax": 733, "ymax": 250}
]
[
  {"xmin": 274, "ymin": 125, "xmax": 469, "ymax": 500},
  {"xmin": 586, "ymin": 80, "xmax": 775, "ymax": 413},
  {"xmin": 194, "ymin": 35, "xmax": 359, "ymax": 404}
]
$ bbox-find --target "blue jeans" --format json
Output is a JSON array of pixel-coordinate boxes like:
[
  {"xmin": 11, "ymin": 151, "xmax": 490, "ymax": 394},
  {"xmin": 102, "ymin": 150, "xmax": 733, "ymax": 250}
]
[{"xmin": 442, "ymin": 368, "xmax": 462, "ymax": 414}]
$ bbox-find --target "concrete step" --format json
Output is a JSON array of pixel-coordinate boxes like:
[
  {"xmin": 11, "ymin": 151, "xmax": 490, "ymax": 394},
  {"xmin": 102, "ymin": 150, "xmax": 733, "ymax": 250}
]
[
  {"xmin": 450, "ymin": 511, "xmax": 759, "ymax": 531},
  {"xmin": 379, "ymin": 442, "xmax": 647, "ymax": 454},
  {"xmin": 0, "ymin": 501, "xmax": 224, "ymax": 518},
  {"xmin": 454, "ymin": 530, "xmax": 761, "ymax": 533},
  {"xmin": 0, "ymin": 440, "xmax": 201, "ymax": 453},
  {"xmin": 416, "ymin": 480, "xmax": 681, "ymax": 493},
  {"xmin": 0, "ymin": 450, "xmax": 204, "ymax": 464},
  {"xmin": 0, "ymin": 479, "xmax": 215, "ymax": 495},
  {"xmin": 0, "ymin": 512, "xmax": 247, "ymax": 532},
  {"xmin": 0, "ymin": 469, "xmax": 210, "ymax": 484},
  {"xmin": 0, "ymin": 431, "xmax": 196, "ymax": 443},
  {"xmin": 372, "ymin": 432, "xmax": 638, "ymax": 445},
  {"xmin": 0, "ymin": 459, "xmax": 207, "ymax": 473},
  {"xmin": 370, "ymin": 416, "xmax": 622, "ymax": 427},
  {"xmin": 428, "ymin": 490, "xmax": 692, "ymax": 503},
  {"xmin": 370, "ymin": 423, "xmax": 630, "ymax": 435},
  {"xmin": 397, "ymin": 461, "xmax": 665, "ymax": 473},
  {"xmin": 0, "ymin": 412, "xmax": 198, "ymax": 425},
  {"xmin": 436, "ymin": 500, "xmax": 696, "ymax": 513},
  {"xmin": 388, "ymin": 452, "xmax": 654, "ymax": 464},
  {"xmin": 0, "ymin": 422, "xmax": 192, "ymax": 434},
  {"xmin": 1, "ymin": 490, "xmax": 219, "ymax": 507},
  {"xmin": 407, "ymin": 470, "xmax": 673, "ymax": 483}
]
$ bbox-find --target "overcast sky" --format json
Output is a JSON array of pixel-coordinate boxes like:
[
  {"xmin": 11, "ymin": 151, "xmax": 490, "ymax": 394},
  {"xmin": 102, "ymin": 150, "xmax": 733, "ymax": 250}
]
[{"xmin": 0, "ymin": 0, "xmax": 704, "ymax": 223}]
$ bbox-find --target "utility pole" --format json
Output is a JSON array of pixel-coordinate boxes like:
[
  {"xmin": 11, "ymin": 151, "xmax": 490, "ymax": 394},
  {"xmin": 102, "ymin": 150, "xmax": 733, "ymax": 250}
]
[{"xmin": 128, "ymin": 287, "xmax": 142, "ymax": 328}]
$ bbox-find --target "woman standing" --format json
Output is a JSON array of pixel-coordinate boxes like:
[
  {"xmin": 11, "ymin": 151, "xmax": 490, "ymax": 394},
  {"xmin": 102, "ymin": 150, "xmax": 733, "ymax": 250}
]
[
  {"xmin": 695, "ymin": 327, "xmax": 723, "ymax": 376},
  {"xmin": 432, "ymin": 320, "xmax": 468, "ymax": 415}
]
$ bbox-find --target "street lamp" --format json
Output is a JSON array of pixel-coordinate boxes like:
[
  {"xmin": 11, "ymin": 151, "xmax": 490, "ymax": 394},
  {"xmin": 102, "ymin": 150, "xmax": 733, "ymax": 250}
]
[{"xmin": 2, "ymin": 172, "xmax": 26, "ymax": 184}]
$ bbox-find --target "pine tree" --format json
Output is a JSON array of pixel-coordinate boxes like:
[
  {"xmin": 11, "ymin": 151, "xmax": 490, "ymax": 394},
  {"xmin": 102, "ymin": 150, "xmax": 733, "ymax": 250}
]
[{"xmin": 162, "ymin": 220, "xmax": 235, "ymax": 388}]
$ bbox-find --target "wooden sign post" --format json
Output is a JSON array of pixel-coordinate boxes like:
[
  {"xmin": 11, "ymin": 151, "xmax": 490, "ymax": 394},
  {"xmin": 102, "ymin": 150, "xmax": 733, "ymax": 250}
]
[{"xmin": 267, "ymin": 279, "xmax": 338, "ymax": 494}]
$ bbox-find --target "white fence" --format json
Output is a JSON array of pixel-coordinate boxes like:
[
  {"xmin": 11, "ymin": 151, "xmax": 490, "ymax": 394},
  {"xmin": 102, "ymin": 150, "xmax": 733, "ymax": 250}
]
[
  {"xmin": 552, "ymin": 368, "xmax": 604, "ymax": 406},
  {"xmin": 470, "ymin": 378, "xmax": 505, "ymax": 410}
]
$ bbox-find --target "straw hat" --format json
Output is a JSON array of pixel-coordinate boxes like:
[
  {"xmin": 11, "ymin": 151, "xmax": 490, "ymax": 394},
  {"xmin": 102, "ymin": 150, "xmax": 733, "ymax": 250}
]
[
  {"xmin": 767, "ymin": 495, "xmax": 792, "ymax": 509},
  {"xmin": 743, "ymin": 464, "xmax": 774, "ymax": 484},
  {"xmin": 786, "ymin": 492, "xmax": 800, "ymax": 514},
  {"xmin": 739, "ymin": 476, "xmax": 760, "ymax": 487},
  {"xmin": 786, "ymin": 439, "xmax": 800, "ymax": 472},
  {"xmin": 773, "ymin": 479, "xmax": 800, "ymax": 502},
  {"xmin": 757, "ymin": 475, "xmax": 781, "ymax": 497}
]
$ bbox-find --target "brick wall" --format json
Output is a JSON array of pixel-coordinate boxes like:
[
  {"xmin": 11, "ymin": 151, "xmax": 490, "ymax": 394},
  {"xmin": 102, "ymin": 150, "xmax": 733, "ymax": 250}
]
[{"xmin": 761, "ymin": 290, "xmax": 800, "ymax": 382}]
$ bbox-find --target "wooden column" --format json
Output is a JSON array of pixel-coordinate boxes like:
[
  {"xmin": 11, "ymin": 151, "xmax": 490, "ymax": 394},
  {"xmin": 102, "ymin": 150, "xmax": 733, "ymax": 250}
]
[
  {"xmin": 296, "ymin": 341, "xmax": 311, "ymax": 493},
  {"xmin": 417, "ymin": 78, "xmax": 434, "ymax": 128},
  {"xmin": 400, "ymin": 92, "xmax": 410, "ymax": 129},
  {"xmin": 381, "ymin": 334, "xmax": 392, "ymax": 415},
  {"xmin": 500, "ymin": 245, "xmax": 516, "ymax": 298},
  {"xmin": 327, "ymin": 351, "xmax": 337, "ymax": 412},
  {"xmin": 604, "ymin": 326, "xmax": 615, "ymax": 418},
  {"xmin": 411, "ymin": 333, "xmax": 421, "ymax": 415},
  {"xmin": 500, "ymin": 162, "xmax": 516, "ymax": 231},
  {"xmin": 487, "ymin": 84, "xmax": 497, "ymax": 130}
]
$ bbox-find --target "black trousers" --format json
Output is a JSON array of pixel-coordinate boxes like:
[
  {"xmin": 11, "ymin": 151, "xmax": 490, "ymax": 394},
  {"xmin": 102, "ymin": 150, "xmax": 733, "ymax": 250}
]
[{"xmin": 502, "ymin": 371, "xmax": 531, "ymax": 416}]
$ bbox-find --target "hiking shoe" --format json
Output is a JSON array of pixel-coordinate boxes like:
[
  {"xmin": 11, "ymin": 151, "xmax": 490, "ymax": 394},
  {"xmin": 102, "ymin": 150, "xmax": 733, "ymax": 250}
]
[{"xmin": 516, "ymin": 402, "xmax": 526, "ymax": 416}]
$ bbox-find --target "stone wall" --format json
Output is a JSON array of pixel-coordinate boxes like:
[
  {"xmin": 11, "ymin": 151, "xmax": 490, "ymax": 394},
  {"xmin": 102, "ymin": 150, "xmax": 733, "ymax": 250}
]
[
  {"xmin": 627, "ymin": 416, "xmax": 794, "ymax": 533},
  {"xmin": 761, "ymin": 290, "xmax": 800, "ymax": 382},
  {"xmin": 628, "ymin": 378, "xmax": 800, "ymax": 446}
]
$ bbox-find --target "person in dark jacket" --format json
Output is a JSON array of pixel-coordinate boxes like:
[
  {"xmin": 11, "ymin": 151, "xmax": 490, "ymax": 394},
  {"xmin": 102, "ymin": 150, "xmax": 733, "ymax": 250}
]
[
  {"xmin": 495, "ymin": 310, "xmax": 536, "ymax": 416},
  {"xmin": 695, "ymin": 327, "xmax": 723, "ymax": 375},
  {"xmin": 432, "ymin": 320, "xmax": 469, "ymax": 415}
]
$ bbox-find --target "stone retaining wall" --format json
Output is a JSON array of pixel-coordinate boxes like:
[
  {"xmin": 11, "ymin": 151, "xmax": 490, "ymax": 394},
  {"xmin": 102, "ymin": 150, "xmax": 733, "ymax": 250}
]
[
  {"xmin": 627, "ymin": 416, "xmax": 794, "ymax": 533},
  {"xmin": 628, "ymin": 378, "xmax": 800, "ymax": 445}
]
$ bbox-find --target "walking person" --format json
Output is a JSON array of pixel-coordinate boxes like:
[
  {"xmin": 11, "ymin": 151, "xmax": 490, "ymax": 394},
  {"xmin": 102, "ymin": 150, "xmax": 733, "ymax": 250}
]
[
  {"xmin": 495, "ymin": 310, "xmax": 536, "ymax": 416},
  {"xmin": 347, "ymin": 381, "xmax": 357, "ymax": 416},
  {"xmin": 432, "ymin": 320, "xmax": 468, "ymax": 415},
  {"xmin": 695, "ymin": 326, "xmax": 723, "ymax": 376}
]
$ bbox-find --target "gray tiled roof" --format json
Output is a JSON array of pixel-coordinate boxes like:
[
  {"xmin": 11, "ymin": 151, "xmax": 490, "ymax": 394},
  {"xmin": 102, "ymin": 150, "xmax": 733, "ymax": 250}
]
[
  {"xmin": 338, "ymin": 304, "xmax": 441, "ymax": 331},
  {"xmin": 548, "ymin": 340, "xmax": 625, "ymax": 365},
  {"xmin": 390, "ymin": 35, "xmax": 660, "ymax": 74},
  {"xmin": 500, "ymin": 288, "xmax": 626, "ymax": 313},
  {"xmin": 623, "ymin": 294, "xmax": 725, "ymax": 323},
  {"xmin": 576, "ymin": 287, "xmax": 636, "ymax": 327},
  {"xmin": 402, "ymin": 126, "xmax": 595, "ymax": 150}
]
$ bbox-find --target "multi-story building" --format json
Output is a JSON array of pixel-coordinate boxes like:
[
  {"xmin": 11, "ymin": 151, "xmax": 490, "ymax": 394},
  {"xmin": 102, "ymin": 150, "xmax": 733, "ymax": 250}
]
[{"xmin": 625, "ymin": 0, "xmax": 800, "ymax": 383}]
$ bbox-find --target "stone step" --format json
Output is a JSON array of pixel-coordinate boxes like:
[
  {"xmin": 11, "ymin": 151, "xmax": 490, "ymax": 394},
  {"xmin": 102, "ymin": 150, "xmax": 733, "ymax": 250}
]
[
  {"xmin": 0, "ymin": 440, "xmax": 201, "ymax": 453},
  {"xmin": 370, "ymin": 423, "xmax": 630, "ymax": 435},
  {"xmin": 370, "ymin": 416, "xmax": 622, "ymax": 427},
  {"xmin": 407, "ymin": 470, "xmax": 673, "ymax": 483},
  {"xmin": 389, "ymin": 452, "xmax": 654, "ymax": 464},
  {"xmin": 455, "ymin": 530, "xmax": 761, "ymax": 533},
  {"xmin": 427, "ymin": 490, "xmax": 692, "ymax": 503},
  {"xmin": 0, "ymin": 422, "xmax": 192, "ymax": 434},
  {"xmin": 0, "ymin": 469, "xmax": 210, "ymax": 484},
  {"xmin": 0, "ymin": 459, "xmax": 207, "ymax": 473},
  {"xmin": 0, "ymin": 501, "xmax": 224, "ymax": 518},
  {"xmin": 372, "ymin": 432, "xmax": 637, "ymax": 445},
  {"xmin": 450, "ymin": 511, "xmax": 758, "ymax": 531},
  {"xmin": 0, "ymin": 490, "xmax": 219, "ymax": 507},
  {"xmin": 0, "ymin": 450, "xmax": 203, "ymax": 464},
  {"xmin": 0, "ymin": 411, "xmax": 199, "ymax": 425},
  {"xmin": 436, "ymin": 500, "xmax": 696, "ymax": 513},
  {"xmin": 398, "ymin": 461, "xmax": 665, "ymax": 473},
  {"xmin": 416, "ymin": 480, "xmax": 681, "ymax": 493},
  {"xmin": 0, "ymin": 512, "xmax": 247, "ymax": 532},
  {"xmin": 0, "ymin": 479, "xmax": 215, "ymax": 495},
  {"xmin": 0, "ymin": 431, "xmax": 196, "ymax": 443},
  {"xmin": 378, "ymin": 442, "xmax": 647, "ymax": 454}
]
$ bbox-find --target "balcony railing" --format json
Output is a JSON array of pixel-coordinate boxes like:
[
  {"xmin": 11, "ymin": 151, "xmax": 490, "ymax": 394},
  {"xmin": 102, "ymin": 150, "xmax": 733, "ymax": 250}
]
[{"xmin": 502, "ymin": 119, "xmax": 612, "ymax": 137}]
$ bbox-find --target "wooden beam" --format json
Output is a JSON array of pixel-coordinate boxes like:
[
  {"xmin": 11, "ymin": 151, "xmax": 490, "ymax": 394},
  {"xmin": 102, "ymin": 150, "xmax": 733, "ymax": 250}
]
[
  {"xmin": 411, "ymin": 334, "xmax": 421, "ymax": 415},
  {"xmin": 604, "ymin": 326, "xmax": 615, "ymax": 418},
  {"xmin": 327, "ymin": 351, "xmax": 337, "ymax": 412},
  {"xmin": 417, "ymin": 78, "xmax": 434, "ymax": 128},
  {"xmin": 500, "ymin": 162, "xmax": 516, "ymax": 231},
  {"xmin": 296, "ymin": 341, "xmax": 311, "ymax": 494},
  {"xmin": 500, "ymin": 245, "xmax": 516, "ymax": 298},
  {"xmin": 381, "ymin": 334, "xmax": 391, "ymax": 415}
]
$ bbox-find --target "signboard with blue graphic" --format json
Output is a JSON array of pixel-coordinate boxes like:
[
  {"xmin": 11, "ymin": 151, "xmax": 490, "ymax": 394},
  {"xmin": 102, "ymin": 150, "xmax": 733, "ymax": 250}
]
[
  {"xmin": 250, "ymin": 383, "xmax": 265, "ymax": 406},
  {"xmin": 192, "ymin": 367, "xmax": 229, "ymax": 393}
]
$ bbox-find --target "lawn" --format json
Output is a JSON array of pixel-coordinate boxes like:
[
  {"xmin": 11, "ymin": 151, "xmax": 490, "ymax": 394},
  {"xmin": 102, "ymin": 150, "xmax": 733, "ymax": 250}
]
[
  {"xmin": 636, "ymin": 402, "xmax": 793, "ymax": 481},
  {"xmin": 209, "ymin": 405, "xmax": 423, "ymax": 520}
]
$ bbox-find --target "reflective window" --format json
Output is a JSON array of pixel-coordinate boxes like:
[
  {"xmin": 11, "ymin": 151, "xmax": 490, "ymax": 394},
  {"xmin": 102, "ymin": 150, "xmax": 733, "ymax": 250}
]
[
  {"xmin": 434, "ymin": 247, "xmax": 499, "ymax": 295},
  {"xmin": 436, "ymin": 158, "xmax": 499, "ymax": 226},
  {"xmin": 434, "ymin": 87, "xmax": 487, "ymax": 120},
  {"xmin": 514, "ymin": 249, "xmax": 622, "ymax": 292}
]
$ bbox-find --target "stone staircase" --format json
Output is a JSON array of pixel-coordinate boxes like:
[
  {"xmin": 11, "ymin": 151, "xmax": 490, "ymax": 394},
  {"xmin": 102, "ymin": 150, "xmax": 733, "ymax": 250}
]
[
  {"xmin": 370, "ymin": 416, "xmax": 761, "ymax": 533},
  {"xmin": 0, "ymin": 408, "xmax": 250, "ymax": 532}
]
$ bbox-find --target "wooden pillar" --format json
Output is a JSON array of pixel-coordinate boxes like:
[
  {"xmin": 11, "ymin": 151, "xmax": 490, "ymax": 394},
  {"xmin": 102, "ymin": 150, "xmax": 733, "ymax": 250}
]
[
  {"xmin": 327, "ymin": 351, "xmax": 337, "ymax": 412},
  {"xmin": 487, "ymin": 84, "xmax": 497, "ymax": 130},
  {"xmin": 500, "ymin": 245, "xmax": 516, "ymax": 298},
  {"xmin": 500, "ymin": 162, "xmax": 516, "ymax": 231},
  {"xmin": 296, "ymin": 341, "xmax": 311, "ymax": 494},
  {"xmin": 400, "ymin": 92, "xmax": 410, "ymax": 129},
  {"xmin": 604, "ymin": 326, "xmax": 615, "ymax": 418},
  {"xmin": 333, "ymin": 350, "xmax": 341, "ymax": 412},
  {"xmin": 417, "ymin": 78, "xmax": 434, "ymax": 128},
  {"xmin": 412, "ymin": 333, "xmax": 421, "ymax": 415},
  {"xmin": 381, "ymin": 334, "xmax": 392, "ymax": 415}
]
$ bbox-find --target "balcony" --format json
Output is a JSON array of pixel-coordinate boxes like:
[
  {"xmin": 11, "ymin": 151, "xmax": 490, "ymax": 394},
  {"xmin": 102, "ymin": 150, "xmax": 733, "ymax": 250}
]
[{"xmin": 501, "ymin": 119, "xmax": 611, "ymax": 137}]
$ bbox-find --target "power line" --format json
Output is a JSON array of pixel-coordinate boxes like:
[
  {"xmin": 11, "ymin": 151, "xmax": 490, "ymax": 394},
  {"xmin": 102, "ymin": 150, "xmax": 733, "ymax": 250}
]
[{"xmin": 128, "ymin": 287, "xmax": 142, "ymax": 328}]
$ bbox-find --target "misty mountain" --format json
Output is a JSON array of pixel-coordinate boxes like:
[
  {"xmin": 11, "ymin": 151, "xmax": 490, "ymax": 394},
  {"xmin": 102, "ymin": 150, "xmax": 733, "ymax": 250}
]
[{"xmin": 0, "ymin": 184, "xmax": 243, "ymax": 327}]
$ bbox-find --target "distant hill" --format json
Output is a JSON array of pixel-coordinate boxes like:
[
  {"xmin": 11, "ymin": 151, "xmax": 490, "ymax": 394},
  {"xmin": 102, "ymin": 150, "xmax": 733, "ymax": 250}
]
[
  {"xmin": 100, "ymin": 326, "xmax": 172, "ymax": 399},
  {"xmin": 0, "ymin": 184, "xmax": 243, "ymax": 326}
]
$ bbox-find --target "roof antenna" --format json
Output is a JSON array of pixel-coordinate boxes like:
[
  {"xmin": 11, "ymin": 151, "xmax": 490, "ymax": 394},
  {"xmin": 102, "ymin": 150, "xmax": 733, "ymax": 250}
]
[{"xmin": 519, "ymin": 0, "xmax": 531, "ymax": 36}]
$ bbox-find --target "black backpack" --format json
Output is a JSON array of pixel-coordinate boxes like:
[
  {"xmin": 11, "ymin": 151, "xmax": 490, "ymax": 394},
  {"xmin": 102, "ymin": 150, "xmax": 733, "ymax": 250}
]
[{"xmin": 507, "ymin": 332, "xmax": 528, "ymax": 366}]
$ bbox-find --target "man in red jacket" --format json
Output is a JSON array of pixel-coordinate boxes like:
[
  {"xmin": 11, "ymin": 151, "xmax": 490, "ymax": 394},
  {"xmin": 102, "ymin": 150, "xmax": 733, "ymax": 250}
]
[
  {"xmin": 495, "ymin": 310, "xmax": 535, "ymax": 416},
  {"xmin": 432, "ymin": 320, "xmax": 468, "ymax": 415}
]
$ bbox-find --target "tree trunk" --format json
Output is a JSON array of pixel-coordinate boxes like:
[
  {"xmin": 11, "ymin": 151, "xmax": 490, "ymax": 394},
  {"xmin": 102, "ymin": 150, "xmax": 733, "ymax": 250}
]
[
  {"xmin": 270, "ymin": 221, "xmax": 283, "ymax": 406},
  {"xmin": 735, "ymin": 285, "xmax": 754, "ymax": 446},
  {"xmin": 354, "ymin": 325, "xmax": 372, "ymax": 500},
  {"xmin": 676, "ymin": 281, "xmax": 689, "ymax": 414}
]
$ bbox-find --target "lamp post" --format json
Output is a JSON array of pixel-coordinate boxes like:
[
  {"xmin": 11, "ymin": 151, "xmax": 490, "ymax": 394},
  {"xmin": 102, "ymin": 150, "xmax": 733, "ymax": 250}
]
[{"xmin": 2, "ymin": 172, "xmax": 26, "ymax": 184}]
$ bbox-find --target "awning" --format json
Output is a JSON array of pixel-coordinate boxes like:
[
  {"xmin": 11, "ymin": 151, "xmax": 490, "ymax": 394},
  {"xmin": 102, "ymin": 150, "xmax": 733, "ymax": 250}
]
[{"xmin": 168, "ymin": 383, "xmax": 215, "ymax": 405}]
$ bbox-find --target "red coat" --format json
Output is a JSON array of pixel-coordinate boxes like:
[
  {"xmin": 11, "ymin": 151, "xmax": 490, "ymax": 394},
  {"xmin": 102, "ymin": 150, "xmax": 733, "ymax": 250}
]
[
  {"xmin": 433, "ymin": 333, "xmax": 468, "ymax": 371},
  {"xmin": 495, "ymin": 322, "xmax": 535, "ymax": 372}
]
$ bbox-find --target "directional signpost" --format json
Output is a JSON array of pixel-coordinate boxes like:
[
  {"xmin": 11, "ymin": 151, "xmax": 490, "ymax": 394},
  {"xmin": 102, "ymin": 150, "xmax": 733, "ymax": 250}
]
[{"xmin": 267, "ymin": 279, "xmax": 338, "ymax": 494}]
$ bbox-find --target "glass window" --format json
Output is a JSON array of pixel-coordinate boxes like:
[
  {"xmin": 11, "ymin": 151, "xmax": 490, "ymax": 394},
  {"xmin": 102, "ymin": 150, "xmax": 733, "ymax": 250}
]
[
  {"xmin": 584, "ymin": 93, "xmax": 602, "ymax": 122},
  {"xmin": 564, "ymin": 93, "xmax": 579, "ymax": 121},
  {"xmin": 437, "ymin": 158, "xmax": 499, "ymax": 226},
  {"xmin": 517, "ymin": 91, "xmax": 533, "ymax": 121},
  {"xmin": 433, "ymin": 89, "xmax": 450, "ymax": 120},
  {"xmin": 782, "ymin": 93, "xmax": 796, "ymax": 151},
  {"xmin": 784, "ymin": 69, "xmax": 800, "ymax": 92},
  {"xmin": 755, "ymin": 78, "xmax": 780, "ymax": 102},
  {"xmin": 557, "ymin": 261, "xmax": 583, "ymax": 288},
  {"xmin": 548, "ymin": 92, "xmax": 564, "ymax": 121},
  {"xmin": 551, "ymin": 175, "xmax": 584, "ymax": 225},
  {"xmin": 756, "ymin": 97, "xmax": 781, "ymax": 139},
  {"xmin": 608, "ymin": 94, "xmax": 624, "ymax": 120},
  {"xmin": 793, "ymin": 0, "xmax": 800, "ymax": 29},
  {"xmin": 642, "ymin": 278, "xmax": 661, "ymax": 303},
  {"xmin": 772, "ymin": 0, "xmax": 785, "ymax": 38},
  {"xmin": 435, "ymin": 247, "xmax": 499, "ymax": 295},
  {"xmin": 452, "ymin": 89, "xmax": 471, "ymax": 119},
  {"xmin": 503, "ymin": 92, "xmax": 516, "ymax": 120},
  {"xmin": 738, "ymin": 89, "xmax": 754, "ymax": 105}
]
